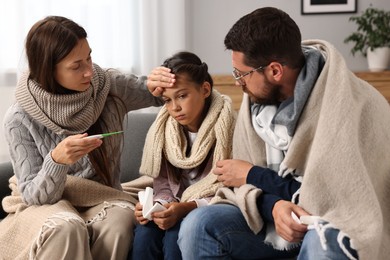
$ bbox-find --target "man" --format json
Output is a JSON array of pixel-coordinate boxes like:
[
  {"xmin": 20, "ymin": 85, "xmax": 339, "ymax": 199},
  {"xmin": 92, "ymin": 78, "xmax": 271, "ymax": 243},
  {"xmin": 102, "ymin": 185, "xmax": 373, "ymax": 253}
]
[{"xmin": 148, "ymin": 7, "xmax": 390, "ymax": 260}]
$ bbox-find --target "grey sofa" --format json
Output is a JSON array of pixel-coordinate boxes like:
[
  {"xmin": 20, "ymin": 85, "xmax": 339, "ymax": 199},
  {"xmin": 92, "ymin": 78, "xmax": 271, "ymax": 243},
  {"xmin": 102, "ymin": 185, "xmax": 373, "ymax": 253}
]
[{"xmin": 0, "ymin": 112, "xmax": 157, "ymax": 219}]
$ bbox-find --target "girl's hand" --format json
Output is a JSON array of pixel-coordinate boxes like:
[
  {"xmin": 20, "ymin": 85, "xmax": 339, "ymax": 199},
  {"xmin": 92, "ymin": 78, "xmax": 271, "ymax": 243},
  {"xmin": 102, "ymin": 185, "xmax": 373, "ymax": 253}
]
[
  {"xmin": 134, "ymin": 202, "xmax": 149, "ymax": 225},
  {"xmin": 51, "ymin": 133, "xmax": 102, "ymax": 165},
  {"xmin": 152, "ymin": 201, "xmax": 196, "ymax": 230}
]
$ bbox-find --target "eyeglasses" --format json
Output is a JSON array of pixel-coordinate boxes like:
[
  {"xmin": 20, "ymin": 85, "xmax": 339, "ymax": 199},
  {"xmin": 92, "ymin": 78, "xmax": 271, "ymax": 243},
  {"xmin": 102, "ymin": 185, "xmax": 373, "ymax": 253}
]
[{"xmin": 232, "ymin": 65, "xmax": 267, "ymax": 86}]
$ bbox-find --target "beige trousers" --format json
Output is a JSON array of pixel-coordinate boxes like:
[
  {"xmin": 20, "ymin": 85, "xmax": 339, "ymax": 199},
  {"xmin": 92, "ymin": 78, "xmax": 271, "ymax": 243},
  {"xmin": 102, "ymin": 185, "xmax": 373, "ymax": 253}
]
[{"xmin": 30, "ymin": 201, "xmax": 135, "ymax": 260}]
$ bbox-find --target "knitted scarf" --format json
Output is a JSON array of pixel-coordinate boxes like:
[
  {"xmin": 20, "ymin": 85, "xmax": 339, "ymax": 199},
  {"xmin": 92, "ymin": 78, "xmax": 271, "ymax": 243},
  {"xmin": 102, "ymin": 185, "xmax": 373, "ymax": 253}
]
[
  {"xmin": 14, "ymin": 64, "xmax": 110, "ymax": 135},
  {"xmin": 140, "ymin": 90, "xmax": 235, "ymax": 202}
]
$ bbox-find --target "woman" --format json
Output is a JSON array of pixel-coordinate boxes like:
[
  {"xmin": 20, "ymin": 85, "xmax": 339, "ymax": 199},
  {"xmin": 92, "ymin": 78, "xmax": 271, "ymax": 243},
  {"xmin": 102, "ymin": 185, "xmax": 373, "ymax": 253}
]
[
  {"xmin": 132, "ymin": 51, "xmax": 236, "ymax": 259},
  {"xmin": 0, "ymin": 16, "xmax": 164, "ymax": 259}
]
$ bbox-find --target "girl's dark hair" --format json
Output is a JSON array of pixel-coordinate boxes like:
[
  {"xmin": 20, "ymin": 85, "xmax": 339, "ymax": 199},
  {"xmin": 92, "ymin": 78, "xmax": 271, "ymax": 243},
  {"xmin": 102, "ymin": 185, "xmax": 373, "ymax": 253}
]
[
  {"xmin": 162, "ymin": 51, "xmax": 214, "ymax": 183},
  {"xmin": 162, "ymin": 51, "xmax": 213, "ymax": 107},
  {"xmin": 26, "ymin": 16, "xmax": 87, "ymax": 94},
  {"xmin": 26, "ymin": 16, "xmax": 123, "ymax": 187},
  {"xmin": 224, "ymin": 7, "xmax": 305, "ymax": 69}
]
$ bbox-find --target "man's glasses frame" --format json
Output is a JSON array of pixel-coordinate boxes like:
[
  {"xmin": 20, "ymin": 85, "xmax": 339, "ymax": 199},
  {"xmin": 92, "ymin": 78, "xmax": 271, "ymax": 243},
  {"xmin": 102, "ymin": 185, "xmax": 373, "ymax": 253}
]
[{"xmin": 232, "ymin": 65, "xmax": 266, "ymax": 86}]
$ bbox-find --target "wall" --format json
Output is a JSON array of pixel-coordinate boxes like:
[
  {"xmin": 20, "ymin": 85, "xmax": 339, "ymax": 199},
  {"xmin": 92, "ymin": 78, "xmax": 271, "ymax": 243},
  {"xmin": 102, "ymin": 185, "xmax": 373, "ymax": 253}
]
[
  {"xmin": 1, "ymin": 0, "xmax": 390, "ymax": 162},
  {"xmin": 188, "ymin": 0, "xmax": 390, "ymax": 74}
]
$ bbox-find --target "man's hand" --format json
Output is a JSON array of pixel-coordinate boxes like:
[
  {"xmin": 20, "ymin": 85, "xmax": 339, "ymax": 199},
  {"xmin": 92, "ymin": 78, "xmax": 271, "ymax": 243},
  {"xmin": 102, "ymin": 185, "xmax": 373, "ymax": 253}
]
[
  {"xmin": 213, "ymin": 159, "xmax": 253, "ymax": 187},
  {"xmin": 272, "ymin": 200, "xmax": 309, "ymax": 242},
  {"xmin": 146, "ymin": 66, "xmax": 175, "ymax": 96},
  {"xmin": 152, "ymin": 202, "xmax": 196, "ymax": 230}
]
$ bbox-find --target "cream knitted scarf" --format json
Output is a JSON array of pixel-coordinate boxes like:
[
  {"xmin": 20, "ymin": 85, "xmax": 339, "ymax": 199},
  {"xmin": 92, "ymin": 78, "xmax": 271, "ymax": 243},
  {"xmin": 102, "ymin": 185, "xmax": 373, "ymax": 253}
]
[
  {"xmin": 140, "ymin": 90, "xmax": 235, "ymax": 202},
  {"xmin": 14, "ymin": 64, "xmax": 110, "ymax": 135}
]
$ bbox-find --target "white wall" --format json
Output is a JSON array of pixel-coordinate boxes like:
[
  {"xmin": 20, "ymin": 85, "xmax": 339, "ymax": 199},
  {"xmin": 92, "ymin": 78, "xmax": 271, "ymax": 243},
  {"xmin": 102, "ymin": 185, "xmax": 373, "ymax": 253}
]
[
  {"xmin": 188, "ymin": 0, "xmax": 390, "ymax": 74},
  {"xmin": 1, "ymin": 0, "xmax": 390, "ymax": 162}
]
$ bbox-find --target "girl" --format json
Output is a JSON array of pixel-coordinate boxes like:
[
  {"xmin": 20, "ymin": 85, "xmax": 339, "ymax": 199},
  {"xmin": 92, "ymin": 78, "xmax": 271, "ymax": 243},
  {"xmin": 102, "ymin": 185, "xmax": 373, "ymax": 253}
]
[{"xmin": 132, "ymin": 51, "xmax": 236, "ymax": 259}]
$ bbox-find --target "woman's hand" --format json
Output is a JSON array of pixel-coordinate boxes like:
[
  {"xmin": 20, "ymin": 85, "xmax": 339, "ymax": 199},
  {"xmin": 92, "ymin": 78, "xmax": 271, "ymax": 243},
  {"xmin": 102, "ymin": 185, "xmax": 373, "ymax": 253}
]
[
  {"xmin": 51, "ymin": 133, "xmax": 102, "ymax": 165},
  {"xmin": 134, "ymin": 202, "xmax": 149, "ymax": 225},
  {"xmin": 146, "ymin": 66, "xmax": 175, "ymax": 96},
  {"xmin": 152, "ymin": 201, "xmax": 196, "ymax": 230}
]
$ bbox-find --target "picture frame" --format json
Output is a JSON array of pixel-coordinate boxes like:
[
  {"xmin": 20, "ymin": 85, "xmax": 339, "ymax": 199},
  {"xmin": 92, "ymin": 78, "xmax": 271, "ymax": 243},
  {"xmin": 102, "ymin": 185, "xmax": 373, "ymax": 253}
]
[{"xmin": 301, "ymin": 0, "xmax": 357, "ymax": 15}]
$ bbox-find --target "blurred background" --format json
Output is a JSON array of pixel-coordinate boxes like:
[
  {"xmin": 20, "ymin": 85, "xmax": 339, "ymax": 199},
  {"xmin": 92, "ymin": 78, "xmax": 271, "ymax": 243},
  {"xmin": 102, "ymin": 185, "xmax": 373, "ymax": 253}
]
[{"xmin": 0, "ymin": 0, "xmax": 389, "ymax": 162}]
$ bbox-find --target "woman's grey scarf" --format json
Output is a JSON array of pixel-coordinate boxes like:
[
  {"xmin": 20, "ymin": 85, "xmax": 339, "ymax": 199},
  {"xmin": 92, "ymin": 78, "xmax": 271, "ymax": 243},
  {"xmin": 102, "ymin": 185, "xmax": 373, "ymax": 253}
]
[{"xmin": 15, "ymin": 64, "xmax": 110, "ymax": 135}]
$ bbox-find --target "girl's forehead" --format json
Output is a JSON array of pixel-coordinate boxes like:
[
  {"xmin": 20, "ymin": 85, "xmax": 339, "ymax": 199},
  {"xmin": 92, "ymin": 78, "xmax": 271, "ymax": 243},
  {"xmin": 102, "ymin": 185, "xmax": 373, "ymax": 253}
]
[
  {"xmin": 174, "ymin": 72, "xmax": 190, "ymax": 82},
  {"xmin": 162, "ymin": 80, "xmax": 199, "ymax": 97},
  {"xmin": 163, "ymin": 84, "xmax": 190, "ymax": 96},
  {"xmin": 173, "ymin": 74, "xmax": 198, "ymax": 88}
]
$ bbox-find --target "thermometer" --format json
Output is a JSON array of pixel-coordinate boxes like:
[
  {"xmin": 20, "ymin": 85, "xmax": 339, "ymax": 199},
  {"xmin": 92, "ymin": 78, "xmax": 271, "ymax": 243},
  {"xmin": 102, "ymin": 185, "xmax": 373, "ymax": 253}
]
[{"xmin": 85, "ymin": 131, "xmax": 124, "ymax": 139}]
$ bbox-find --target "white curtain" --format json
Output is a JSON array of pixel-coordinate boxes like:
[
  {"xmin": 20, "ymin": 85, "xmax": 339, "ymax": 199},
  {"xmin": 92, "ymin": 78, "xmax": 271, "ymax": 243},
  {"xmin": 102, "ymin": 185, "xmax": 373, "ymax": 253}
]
[
  {"xmin": 0, "ymin": 0, "xmax": 188, "ymax": 163},
  {"xmin": 134, "ymin": 0, "xmax": 189, "ymax": 75},
  {"xmin": 0, "ymin": 0, "xmax": 188, "ymax": 84}
]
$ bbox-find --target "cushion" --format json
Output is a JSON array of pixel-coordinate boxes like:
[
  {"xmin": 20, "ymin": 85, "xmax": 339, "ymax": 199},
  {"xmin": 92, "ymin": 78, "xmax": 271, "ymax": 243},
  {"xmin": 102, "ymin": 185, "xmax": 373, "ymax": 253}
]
[{"xmin": 119, "ymin": 112, "xmax": 157, "ymax": 182}]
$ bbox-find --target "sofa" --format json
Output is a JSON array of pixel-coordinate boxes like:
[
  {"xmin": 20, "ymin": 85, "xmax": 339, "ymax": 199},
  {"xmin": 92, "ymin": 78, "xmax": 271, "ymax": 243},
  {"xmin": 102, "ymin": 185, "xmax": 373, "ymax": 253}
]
[
  {"xmin": 0, "ymin": 111, "xmax": 299, "ymax": 260},
  {"xmin": 0, "ymin": 112, "xmax": 157, "ymax": 219}
]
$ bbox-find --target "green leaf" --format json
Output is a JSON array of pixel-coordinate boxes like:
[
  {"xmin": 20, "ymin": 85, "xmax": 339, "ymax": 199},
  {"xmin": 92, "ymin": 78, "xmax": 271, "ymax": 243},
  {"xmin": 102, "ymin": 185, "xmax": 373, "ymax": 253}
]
[{"xmin": 344, "ymin": 7, "xmax": 390, "ymax": 56}]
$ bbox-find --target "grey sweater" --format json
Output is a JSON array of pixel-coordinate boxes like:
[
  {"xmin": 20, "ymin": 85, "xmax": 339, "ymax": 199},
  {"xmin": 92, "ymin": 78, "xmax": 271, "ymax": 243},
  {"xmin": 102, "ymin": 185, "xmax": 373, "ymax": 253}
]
[{"xmin": 4, "ymin": 70, "xmax": 162, "ymax": 206}]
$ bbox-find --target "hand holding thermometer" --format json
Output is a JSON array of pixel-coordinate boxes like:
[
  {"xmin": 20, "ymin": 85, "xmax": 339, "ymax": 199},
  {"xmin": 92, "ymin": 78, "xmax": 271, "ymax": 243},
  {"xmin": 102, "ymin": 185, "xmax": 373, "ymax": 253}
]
[{"xmin": 84, "ymin": 131, "xmax": 124, "ymax": 139}]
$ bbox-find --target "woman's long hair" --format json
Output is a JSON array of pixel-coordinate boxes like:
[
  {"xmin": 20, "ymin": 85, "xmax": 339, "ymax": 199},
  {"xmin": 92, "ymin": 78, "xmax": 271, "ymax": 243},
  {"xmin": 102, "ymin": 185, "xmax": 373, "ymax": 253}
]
[{"xmin": 26, "ymin": 16, "xmax": 124, "ymax": 187}]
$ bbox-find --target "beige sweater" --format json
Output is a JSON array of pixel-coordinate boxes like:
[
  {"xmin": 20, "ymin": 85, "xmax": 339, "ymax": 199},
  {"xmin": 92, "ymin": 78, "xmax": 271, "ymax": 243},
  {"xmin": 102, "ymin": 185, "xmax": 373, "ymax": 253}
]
[{"xmin": 232, "ymin": 40, "xmax": 390, "ymax": 259}]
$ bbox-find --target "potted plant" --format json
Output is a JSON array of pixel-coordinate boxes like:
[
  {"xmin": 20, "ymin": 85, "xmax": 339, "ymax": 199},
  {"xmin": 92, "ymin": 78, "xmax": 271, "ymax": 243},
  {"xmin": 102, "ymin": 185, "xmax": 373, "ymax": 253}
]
[{"xmin": 344, "ymin": 7, "xmax": 390, "ymax": 71}]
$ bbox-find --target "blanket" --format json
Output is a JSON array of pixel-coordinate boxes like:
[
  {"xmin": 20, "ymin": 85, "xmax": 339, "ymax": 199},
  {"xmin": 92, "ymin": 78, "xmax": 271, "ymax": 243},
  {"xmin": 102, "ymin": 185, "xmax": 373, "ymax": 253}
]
[
  {"xmin": 0, "ymin": 175, "xmax": 142, "ymax": 259},
  {"xmin": 210, "ymin": 184, "xmax": 263, "ymax": 233},
  {"xmin": 233, "ymin": 39, "xmax": 390, "ymax": 260}
]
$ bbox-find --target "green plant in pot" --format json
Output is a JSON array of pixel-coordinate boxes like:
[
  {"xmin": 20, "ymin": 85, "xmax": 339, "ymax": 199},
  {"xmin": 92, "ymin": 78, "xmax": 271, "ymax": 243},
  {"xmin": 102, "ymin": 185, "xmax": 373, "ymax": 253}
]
[{"xmin": 344, "ymin": 7, "xmax": 390, "ymax": 71}]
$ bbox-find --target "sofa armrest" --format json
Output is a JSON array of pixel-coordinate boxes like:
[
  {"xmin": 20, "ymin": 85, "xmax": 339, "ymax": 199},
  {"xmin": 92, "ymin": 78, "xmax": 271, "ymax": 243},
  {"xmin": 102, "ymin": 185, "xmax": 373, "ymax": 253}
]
[{"xmin": 0, "ymin": 161, "xmax": 13, "ymax": 219}]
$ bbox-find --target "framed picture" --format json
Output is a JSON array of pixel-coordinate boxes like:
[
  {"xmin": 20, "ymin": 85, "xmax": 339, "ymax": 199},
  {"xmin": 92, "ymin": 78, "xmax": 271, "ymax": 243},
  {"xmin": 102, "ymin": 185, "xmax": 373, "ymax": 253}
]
[{"xmin": 301, "ymin": 0, "xmax": 357, "ymax": 15}]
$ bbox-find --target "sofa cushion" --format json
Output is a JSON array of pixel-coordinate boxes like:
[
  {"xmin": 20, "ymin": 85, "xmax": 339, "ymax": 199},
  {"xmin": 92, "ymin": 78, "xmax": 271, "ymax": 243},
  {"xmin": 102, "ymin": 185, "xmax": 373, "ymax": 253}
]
[
  {"xmin": 120, "ymin": 112, "xmax": 157, "ymax": 183},
  {"xmin": 0, "ymin": 162, "xmax": 13, "ymax": 219}
]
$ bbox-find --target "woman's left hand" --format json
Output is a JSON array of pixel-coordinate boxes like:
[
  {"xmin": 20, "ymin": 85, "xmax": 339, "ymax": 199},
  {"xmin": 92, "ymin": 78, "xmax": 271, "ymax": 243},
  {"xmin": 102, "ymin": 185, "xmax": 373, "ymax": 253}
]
[{"xmin": 146, "ymin": 66, "xmax": 175, "ymax": 96}]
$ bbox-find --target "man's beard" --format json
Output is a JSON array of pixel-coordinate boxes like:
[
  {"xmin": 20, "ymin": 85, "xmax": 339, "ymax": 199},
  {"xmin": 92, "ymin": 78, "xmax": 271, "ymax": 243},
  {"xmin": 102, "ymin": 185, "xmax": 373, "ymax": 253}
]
[{"xmin": 244, "ymin": 77, "xmax": 282, "ymax": 105}]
